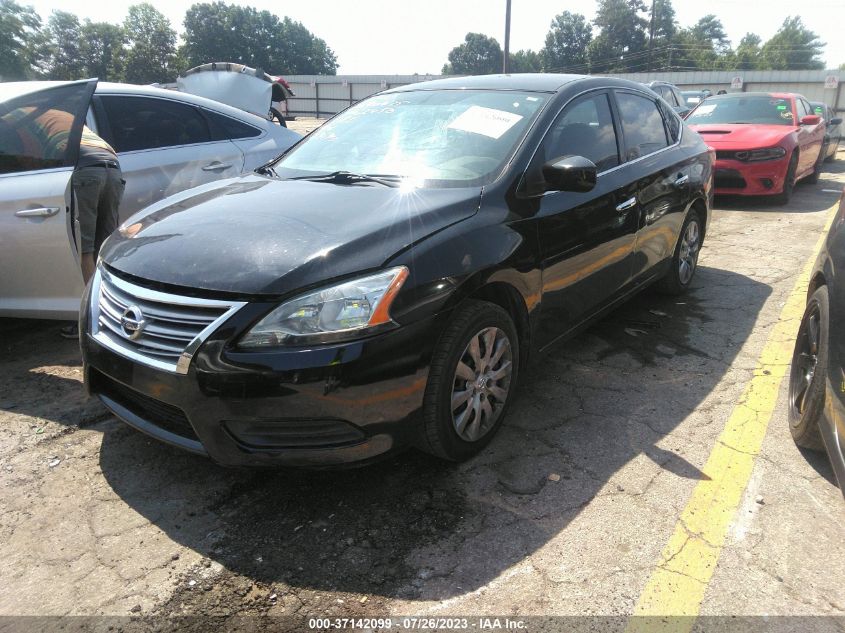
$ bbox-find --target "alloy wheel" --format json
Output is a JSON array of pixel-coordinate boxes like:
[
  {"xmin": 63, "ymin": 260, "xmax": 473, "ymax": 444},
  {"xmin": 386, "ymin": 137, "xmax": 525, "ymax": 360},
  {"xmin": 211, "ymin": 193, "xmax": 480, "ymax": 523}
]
[
  {"xmin": 790, "ymin": 304, "xmax": 820, "ymax": 416},
  {"xmin": 678, "ymin": 219, "xmax": 701, "ymax": 285},
  {"xmin": 451, "ymin": 327, "xmax": 513, "ymax": 442}
]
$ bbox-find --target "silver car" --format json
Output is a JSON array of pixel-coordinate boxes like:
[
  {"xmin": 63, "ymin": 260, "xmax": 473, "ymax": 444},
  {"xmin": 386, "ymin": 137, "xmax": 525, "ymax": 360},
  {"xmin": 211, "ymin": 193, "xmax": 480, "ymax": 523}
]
[{"xmin": 0, "ymin": 79, "xmax": 300, "ymax": 320}]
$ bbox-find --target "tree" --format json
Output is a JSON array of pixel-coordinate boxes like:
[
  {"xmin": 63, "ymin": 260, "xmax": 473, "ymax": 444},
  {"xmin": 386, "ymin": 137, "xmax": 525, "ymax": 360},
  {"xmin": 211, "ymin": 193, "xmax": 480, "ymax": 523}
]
[
  {"xmin": 646, "ymin": 0, "xmax": 676, "ymax": 70},
  {"xmin": 588, "ymin": 0, "xmax": 648, "ymax": 73},
  {"xmin": 760, "ymin": 16, "xmax": 824, "ymax": 70},
  {"xmin": 0, "ymin": 0, "xmax": 41, "ymax": 80},
  {"xmin": 540, "ymin": 11, "xmax": 592, "ymax": 72},
  {"xmin": 180, "ymin": 3, "xmax": 337, "ymax": 75},
  {"xmin": 80, "ymin": 21, "xmax": 126, "ymax": 81},
  {"xmin": 442, "ymin": 33, "xmax": 503, "ymax": 75},
  {"xmin": 509, "ymin": 49, "xmax": 541, "ymax": 73},
  {"xmin": 123, "ymin": 3, "xmax": 177, "ymax": 84},
  {"xmin": 31, "ymin": 10, "xmax": 85, "ymax": 79},
  {"xmin": 690, "ymin": 14, "xmax": 729, "ymax": 53},
  {"xmin": 733, "ymin": 33, "xmax": 762, "ymax": 70}
]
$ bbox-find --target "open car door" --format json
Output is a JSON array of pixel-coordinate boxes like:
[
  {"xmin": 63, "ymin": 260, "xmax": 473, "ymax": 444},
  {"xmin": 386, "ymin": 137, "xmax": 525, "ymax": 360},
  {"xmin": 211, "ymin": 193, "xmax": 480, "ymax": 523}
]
[{"xmin": 0, "ymin": 79, "xmax": 98, "ymax": 319}]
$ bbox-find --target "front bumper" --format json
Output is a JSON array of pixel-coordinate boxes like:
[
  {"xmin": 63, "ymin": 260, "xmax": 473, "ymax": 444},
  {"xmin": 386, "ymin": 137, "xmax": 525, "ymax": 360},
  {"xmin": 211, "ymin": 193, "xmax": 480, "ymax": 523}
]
[
  {"xmin": 81, "ymin": 308, "xmax": 441, "ymax": 467},
  {"xmin": 712, "ymin": 156, "xmax": 790, "ymax": 196}
]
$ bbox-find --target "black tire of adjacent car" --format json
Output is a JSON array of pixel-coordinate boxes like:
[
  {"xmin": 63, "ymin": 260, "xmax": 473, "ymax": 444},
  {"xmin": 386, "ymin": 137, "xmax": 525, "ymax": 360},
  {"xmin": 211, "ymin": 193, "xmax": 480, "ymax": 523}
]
[
  {"xmin": 421, "ymin": 300, "xmax": 519, "ymax": 462},
  {"xmin": 787, "ymin": 286, "xmax": 828, "ymax": 451},
  {"xmin": 655, "ymin": 209, "xmax": 703, "ymax": 295},
  {"xmin": 774, "ymin": 152, "xmax": 798, "ymax": 205},
  {"xmin": 270, "ymin": 107, "xmax": 288, "ymax": 127}
]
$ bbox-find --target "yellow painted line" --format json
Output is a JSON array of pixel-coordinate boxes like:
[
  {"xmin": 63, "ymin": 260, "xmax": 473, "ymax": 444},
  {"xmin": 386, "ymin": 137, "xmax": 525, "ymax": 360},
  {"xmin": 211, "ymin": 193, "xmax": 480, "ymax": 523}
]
[{"xmin": 627, "ymin": 201, "xmax": 840, "ymax": 633}]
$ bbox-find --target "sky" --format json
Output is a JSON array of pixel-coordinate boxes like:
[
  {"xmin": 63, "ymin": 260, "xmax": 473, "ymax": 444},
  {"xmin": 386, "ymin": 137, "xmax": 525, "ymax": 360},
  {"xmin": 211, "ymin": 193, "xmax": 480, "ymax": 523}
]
[{"xmin": 24, "ymin": 0, "xmax": 845, "ymax": 75}]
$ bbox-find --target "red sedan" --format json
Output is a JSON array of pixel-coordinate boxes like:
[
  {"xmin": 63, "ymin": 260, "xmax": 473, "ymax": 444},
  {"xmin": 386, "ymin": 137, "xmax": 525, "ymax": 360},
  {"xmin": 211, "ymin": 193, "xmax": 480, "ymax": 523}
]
[{"xmin": 686, "ymin": 92, "xmax": 826, "ymax": 204}]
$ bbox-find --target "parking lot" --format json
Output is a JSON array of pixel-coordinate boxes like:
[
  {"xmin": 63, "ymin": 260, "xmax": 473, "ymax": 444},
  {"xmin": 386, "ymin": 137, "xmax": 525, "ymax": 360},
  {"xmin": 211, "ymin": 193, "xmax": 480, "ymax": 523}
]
[{"xmin": 1, "ymin": 147, "xmax": 844, "ymax": 629}]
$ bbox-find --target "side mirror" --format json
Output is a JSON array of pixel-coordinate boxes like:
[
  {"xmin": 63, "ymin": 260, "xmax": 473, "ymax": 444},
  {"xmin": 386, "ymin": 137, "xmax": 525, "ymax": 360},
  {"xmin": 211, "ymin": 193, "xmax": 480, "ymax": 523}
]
[
  {"xmin": 800, "ymin": 114, "xmax": 821, "ymax": 126},
  {"xmin": 830, "ymin": 117, "xmax": 843, "ymax": 126},
  {"xmin": 542, "ymin": 155, "xmax": 597, "ymax": 193}
]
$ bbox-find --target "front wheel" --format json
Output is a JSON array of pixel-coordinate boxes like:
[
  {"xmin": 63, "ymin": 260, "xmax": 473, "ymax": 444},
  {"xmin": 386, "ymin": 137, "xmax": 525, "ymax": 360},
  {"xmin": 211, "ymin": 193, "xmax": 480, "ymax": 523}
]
[
  {"xmin": 655, "ymin": 210, "xmax": 703, "ymax": 295},
  {"xmin": 774, "ymin": 152, "xmax": 798, "ymax": 205},
  {"xmin": 421, "ymin": 300, "xmax": 519, "ymax": 461},
  {"xmin": 787, "ymin": 286, "xmax": 828, "ymax": 451}
]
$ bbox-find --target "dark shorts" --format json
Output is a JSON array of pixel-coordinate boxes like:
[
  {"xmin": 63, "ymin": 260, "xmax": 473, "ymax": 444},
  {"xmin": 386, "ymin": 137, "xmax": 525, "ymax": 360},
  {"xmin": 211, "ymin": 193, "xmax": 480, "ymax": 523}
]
[{"xmin": 73, "ymin": 165, "xmax": 125, "ymax": 254}]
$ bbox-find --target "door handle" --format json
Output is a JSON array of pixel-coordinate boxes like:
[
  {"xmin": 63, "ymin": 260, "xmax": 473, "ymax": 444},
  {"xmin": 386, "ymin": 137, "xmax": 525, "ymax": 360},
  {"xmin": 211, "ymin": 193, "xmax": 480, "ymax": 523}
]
[
  {"xmin": 202, "ymin": 162, "xmax": 232, "ymax": 171},
  {"xmin": 615, "ymin": 197, "xmax": 637, "ymax": 213},
  {"xmin": 674, "ymin": 174, "xmax": 690, "ymax": 187},
  {"xmin": 15, "ymin": 207, "xmax": 60, "ymax": 218}
]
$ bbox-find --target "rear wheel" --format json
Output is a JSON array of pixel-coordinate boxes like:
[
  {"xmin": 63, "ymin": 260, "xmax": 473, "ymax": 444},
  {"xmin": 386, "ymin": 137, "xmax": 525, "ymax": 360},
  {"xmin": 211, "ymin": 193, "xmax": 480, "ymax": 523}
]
[
  {"xmin": 655, "ymin": 210, "xmax": 703, "ymax": 295},
  {"xmin": 774, "ymin": 152, "xmax": 798, "ymax": 205},
  {"xmin": 805, "ymin": 147, "xmax": 825, "ymax": 184},
  {"xmin": 788, "ymin": 285, "xmax": 828, "ymax": 451},
  {"xmin": 421, "ymin": 301, "xmax": 519, "ymax": 461},
  {"xmin": 270, "ymin": 107, "xmax": 287, "ymax": 127}
]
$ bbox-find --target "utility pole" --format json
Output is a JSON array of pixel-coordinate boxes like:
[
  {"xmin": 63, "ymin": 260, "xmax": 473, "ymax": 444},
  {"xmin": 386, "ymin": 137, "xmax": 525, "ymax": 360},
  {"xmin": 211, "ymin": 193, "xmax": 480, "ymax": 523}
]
[
  {"xmin": 503, "ymin": 0, "xmax": 511, "ymax": 74},
  {"xmin": 647, "ymin": 0, "xmax": 656, "ymax": 72}
]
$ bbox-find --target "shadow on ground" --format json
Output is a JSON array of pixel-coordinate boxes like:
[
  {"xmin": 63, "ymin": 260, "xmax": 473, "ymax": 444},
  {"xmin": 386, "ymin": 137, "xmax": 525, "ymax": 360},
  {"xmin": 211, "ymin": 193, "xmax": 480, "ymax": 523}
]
[{"xmin": 73, "ymin": 264, "xmax": 771, "ymax": 608}]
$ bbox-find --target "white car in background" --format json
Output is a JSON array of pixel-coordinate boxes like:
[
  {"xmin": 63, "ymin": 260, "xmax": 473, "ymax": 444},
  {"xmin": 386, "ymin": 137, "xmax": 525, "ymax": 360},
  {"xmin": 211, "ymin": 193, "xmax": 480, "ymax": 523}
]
[{"xmin": 0, "ymin": 79, "xmax": 300, "ymax": 320}]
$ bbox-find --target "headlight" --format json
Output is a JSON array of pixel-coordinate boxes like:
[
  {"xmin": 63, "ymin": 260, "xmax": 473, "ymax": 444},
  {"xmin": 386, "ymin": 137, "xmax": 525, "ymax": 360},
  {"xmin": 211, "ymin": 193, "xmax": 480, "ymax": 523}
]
[
  {"xmin": 738, "ymin": 147, "xmax": 787, "ymax": 162},
  {"xmin": 238, "ymin": 266, "xmax": 409, "ymax": 348}
]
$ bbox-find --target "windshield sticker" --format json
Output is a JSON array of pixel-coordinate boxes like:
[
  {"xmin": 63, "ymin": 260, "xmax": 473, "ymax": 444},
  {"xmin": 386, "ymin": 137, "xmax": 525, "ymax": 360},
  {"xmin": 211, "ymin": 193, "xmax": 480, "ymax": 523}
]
[
  {"xmin": 447, "ymin": 106, "xmax": 524, "ymax": 139},
  {"xmin": 776, "ymin": 105, "xmax": 787, "ymax": 110},
  {"xmin": 694, "ymin": 104, "xmax": 716, "ymax": 115}
]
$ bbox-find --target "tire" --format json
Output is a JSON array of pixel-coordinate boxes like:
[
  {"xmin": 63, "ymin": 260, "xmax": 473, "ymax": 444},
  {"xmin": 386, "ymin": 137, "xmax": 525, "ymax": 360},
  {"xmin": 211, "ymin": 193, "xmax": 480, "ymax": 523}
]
[
  {"xmin": 787, "ymin": 285, "xmax": 828, "ymax": 451},
  {"xmin": 270, "ymin": 107, "xmax": 287, "ymax": 127},
  {"xmin": 655, "ymin": 209, "xmax": 703, "ymax": 295},
  {"xmin": 774, "ymin": 152, "xmax": 798, "ymax": 205},
  {"xmin": 421, "ymin": 300, "xmax": 519, "ymax": 461}
]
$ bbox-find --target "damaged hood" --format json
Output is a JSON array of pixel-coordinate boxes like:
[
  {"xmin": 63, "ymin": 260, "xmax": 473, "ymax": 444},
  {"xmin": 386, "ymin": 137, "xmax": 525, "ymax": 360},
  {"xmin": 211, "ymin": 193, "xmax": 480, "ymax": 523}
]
[{"xmin": 100, "ymin": 174, "xmax": 481, "ymax": 296}]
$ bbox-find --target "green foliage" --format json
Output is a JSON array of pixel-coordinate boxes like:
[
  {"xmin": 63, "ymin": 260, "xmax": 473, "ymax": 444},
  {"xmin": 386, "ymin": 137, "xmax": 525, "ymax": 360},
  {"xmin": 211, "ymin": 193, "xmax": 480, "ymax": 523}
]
[
  {"xmin": 508, "ymin": 50, "xmax": 541, "ymax": 73},
  {"xmin": 442, "ymin": 33, "xmax": 503, "ymax": 75},
  {"xmin": 540, "ymin": 11, "xmax": 592, "ymax": 72},
  {"xmin": 760, "ymin": 16, "xmax": 824, "ymax": 70},
  {"xmin": 33, "ymin": 11, "xmax": 85, "ymax": 80},
  {"xmin": 180, "ymin": 2, "xmax": 337, "ymax": 75},
  {"xmin": 122, "ymin": 3, "xmax": 177, "ymax": 84},
  {"xmin": 0, "ymin": 0, "xmax": 40, "ymax": 80},
  {"xmin": 80, "ymin": 22, "xmax": 126, "ymax": 81},
  {"xmin": 588, "ymin": 0, "xmax": 648, "ymax": 72}
]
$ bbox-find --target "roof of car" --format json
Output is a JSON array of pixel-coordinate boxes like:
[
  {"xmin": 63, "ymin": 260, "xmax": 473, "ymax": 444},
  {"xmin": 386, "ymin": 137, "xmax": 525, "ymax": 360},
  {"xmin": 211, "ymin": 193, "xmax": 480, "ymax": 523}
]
[{"xmin": 385, "ymin": 73, "xmax": 586, "ymax": 93}]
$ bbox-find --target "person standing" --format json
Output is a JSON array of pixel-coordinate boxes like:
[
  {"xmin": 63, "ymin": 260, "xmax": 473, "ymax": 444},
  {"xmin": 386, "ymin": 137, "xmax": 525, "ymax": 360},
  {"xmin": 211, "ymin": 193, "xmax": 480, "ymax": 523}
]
[{"xmin": 60, "ymin": 127, "xmax": 125, "ymax": 339}]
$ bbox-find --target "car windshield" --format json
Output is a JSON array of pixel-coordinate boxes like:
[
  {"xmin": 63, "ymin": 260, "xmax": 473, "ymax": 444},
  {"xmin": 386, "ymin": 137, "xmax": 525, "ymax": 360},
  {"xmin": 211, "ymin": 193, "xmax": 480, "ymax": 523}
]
[
  {"xmin": 271, "ymin": 89, "xmax": 549, "ymax": 188},
  {"xmin": 686, "ymin": 95, "xmax": 794, "ymax": 126}
]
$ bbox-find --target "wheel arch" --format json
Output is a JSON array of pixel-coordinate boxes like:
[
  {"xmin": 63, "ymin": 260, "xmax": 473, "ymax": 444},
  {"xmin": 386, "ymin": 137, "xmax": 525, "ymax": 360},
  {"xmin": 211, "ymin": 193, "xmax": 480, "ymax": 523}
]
[{"xmin": 463, "ymin": 281, "xmax": 532, "ymax": 370}]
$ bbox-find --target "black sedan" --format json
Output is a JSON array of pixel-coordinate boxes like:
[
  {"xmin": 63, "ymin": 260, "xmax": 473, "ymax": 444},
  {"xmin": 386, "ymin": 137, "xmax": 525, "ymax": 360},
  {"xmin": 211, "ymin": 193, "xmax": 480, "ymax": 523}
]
[
  {"xmin": 789, "ymin": 190, "xmax": 845, "ymax": 494},
  {"xmin": 81, "ymin": 74, "xmax": 714, "ymax": 466}
]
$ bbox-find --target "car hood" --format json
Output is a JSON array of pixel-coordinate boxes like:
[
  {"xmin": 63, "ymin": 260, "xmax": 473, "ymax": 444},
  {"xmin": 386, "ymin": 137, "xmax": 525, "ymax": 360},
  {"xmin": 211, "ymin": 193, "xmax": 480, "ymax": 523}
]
[
  {"xmin": 689, "ymin": 123, "xmax": 794, "ymax": 148},
  {"xmin": 100, "ymin": 174, "xmax": 481, "ymax": 296}
]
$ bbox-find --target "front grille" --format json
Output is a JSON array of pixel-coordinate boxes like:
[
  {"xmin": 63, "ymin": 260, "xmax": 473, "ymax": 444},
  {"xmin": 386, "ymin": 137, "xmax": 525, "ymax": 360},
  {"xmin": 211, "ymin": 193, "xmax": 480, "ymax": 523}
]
[
  {"xmin": 91, "ymin": 269, "xmax": 245, "ymax": 374},
  {"xmin": 714, "ymin": 168, "xmax": 747, "ymax": 189},
  {"xmin": 90, "ymin": 369, "xmax": 199, "ymax": 442}
]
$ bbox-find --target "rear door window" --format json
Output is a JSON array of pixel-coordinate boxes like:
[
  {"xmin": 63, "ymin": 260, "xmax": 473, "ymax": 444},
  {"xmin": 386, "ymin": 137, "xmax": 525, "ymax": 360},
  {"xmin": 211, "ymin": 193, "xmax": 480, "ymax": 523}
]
[
  {"xmin": 615, "ymin": 91, "xmax": 669, "ymax": 161},
  {"xmin": 203, "ymin": 109, "xmax": 262, "ymax": 141},
  {"xmin": 541, "ymin": 92, "xmax": 620, "ymax": 172},
  {"xmin": 99, "ymin": 96, "xmax": 212, "ymax": 152}
]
